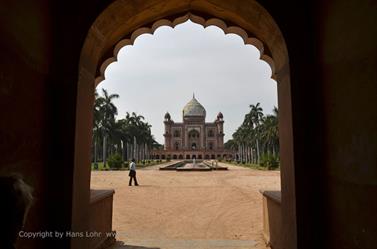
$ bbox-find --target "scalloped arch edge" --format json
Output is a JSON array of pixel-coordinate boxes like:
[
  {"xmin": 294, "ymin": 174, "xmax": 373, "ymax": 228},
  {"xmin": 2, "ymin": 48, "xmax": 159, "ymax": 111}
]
[{"xmin": 95, "ymin": 13, "xmax": 277, "ymax": 86}]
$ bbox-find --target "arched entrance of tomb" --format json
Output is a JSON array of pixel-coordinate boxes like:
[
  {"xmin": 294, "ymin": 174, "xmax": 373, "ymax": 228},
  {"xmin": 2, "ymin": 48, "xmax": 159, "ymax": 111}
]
[
  {"xmin": 208, "ymin": 142, "xmax": 213, "ymax": 150},
  {"xmin": 74, "ymin": 1, "xmax": 295, "ymax": 248},
  {"xmin": 188, "ymin": 130, "xmax": 200, "ymax": 149}
]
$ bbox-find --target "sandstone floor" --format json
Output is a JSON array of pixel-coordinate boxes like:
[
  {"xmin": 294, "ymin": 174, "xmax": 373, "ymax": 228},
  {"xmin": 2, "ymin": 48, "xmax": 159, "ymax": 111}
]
[{"xmin": 90, "ymin": 162, "xmax": 280, "ymax": 249}]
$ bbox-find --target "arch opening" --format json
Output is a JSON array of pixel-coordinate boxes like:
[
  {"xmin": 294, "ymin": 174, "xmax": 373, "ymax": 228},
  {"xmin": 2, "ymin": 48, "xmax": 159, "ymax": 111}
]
[
  {"xmin": 95, "ymin": 13, "xmax": 277, "ymax": 87},
  {"xmin": 75, "ymin": 1, "xmax": 295, "ymax": 249}
]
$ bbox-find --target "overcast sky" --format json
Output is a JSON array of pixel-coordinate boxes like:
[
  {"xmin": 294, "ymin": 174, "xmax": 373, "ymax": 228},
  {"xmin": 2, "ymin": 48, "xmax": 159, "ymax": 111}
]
[{"xmin": 97, "ymin": 20, "xmax": 277, "ymax": 144}]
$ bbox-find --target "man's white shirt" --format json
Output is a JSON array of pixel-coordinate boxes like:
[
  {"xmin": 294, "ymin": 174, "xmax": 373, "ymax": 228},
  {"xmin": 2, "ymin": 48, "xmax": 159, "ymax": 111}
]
[{"xmin": 129, "ymin": 162, "xmax": 136, "ymax": 171}]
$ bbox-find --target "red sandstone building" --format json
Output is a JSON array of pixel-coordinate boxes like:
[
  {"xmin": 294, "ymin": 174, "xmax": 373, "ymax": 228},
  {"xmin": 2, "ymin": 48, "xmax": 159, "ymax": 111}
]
[{"xmin": 152, "ymin": 95, "xmax": 234, "ymax": 160}]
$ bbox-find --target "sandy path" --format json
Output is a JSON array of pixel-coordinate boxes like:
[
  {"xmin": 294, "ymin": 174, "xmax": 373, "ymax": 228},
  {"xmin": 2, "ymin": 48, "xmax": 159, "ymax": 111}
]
[{"xmin": 90, "ymin": 163, "xmax": 280, "ymax": 249}]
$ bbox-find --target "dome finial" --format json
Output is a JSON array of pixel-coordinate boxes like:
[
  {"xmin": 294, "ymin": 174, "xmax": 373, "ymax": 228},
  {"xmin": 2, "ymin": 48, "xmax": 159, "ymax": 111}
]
[{"xmin": 193, "ymin": 92, "xmax": 195, "ymax": 99}]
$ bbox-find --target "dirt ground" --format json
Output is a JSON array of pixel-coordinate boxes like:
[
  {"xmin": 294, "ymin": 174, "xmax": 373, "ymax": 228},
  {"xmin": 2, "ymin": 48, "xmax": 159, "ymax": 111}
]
[{"xmin": 90, "ymin": 162, "xmax": 280, "ymax": 249}]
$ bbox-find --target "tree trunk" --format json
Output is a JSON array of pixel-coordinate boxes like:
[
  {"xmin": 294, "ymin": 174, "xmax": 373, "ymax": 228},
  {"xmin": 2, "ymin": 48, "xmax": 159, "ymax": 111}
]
[
  {"xmin": 121, "ymin": 140, "xmax": 124, "ymax": 161},
  {"xmin": 256, "ymin": 138, "xmax": 260, "ymax": 164},
  {"xmin": 246, "ymin": 145, "xmax": 248, "ymax": 163},
  {"xmin": 245, "ymin": 145, "xmax": 247, "ymax": 162},
  {"xmin": 238, "ymin": 144, "xmax": 241, "ymax": 161},
  {"xmin": 133, "ymin": 136, "xmax": 137, "ymax": 161},
  {"xmin": 242, "ymin": 144, "xmax": 244, "ymax": 162},
  {"xmin": 240, "ymin": 144, "xmax": 242, "ymax": 162},
  {"xmin": 130, "ymin": 144, "xmax": 133, "ymax": 161},
  {"xmin": 103, "ymin": 135, "xmax": 107, "ymax": 167},
  {"xmin": 126, "ymin": 142, "xmax": 129, "ymax": 161},
  {"xmin": 94, "ymin": 139, "xmax": 97, "ymax": 163}
]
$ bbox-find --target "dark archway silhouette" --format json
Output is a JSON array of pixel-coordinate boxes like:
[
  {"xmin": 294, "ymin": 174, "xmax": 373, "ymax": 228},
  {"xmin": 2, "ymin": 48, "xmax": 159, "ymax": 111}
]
[{"xmin": 75, "ymin": 2, "xmax": 294, "ymax": 248}]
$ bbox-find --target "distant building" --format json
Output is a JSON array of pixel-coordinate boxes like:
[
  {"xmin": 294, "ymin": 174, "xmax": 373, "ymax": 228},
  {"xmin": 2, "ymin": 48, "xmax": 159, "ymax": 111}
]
[{"xmin": 152, "ymin": 95, "xmax": 234, "ymax": 160}]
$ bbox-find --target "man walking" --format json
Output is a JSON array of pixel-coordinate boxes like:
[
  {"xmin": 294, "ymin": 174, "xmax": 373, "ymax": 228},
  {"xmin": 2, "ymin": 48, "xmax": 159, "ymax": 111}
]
[{"xmin": 128, "ymin": 158, "xmax": 139, "ymax": 186}]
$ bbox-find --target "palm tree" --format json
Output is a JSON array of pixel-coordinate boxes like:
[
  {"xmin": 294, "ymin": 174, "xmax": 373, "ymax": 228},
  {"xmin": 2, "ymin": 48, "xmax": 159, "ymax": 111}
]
[
  {"xmin": 273, "ymin": 106, "xmax": 279, "ymax": 117},
  {"xmin": 230, "ymin": 104, "xmax": 279, "ymax": 166},
  {"xmin": 261, "ymin": 107, "xmax": 279, "ymax": 156},
  {"xmin": 119, "ymin": 112, "xmax": 155, "ymax": 161},
  {"xmin": 93, "ymin": 90, "xmax": 104, "ymax": 164},
  {"xmin": 92, "ymin": 89, "xmax": 158, "ymax": 166},
  {"xmin": 99, "ymin": 89, "xmax": 119, "ymax": 166},
  {"xmin": 261, "ymin": 116, "xmax": 277, "ymax": 154},
  {"xmin": 116, "ymin": 118, "xmax": 132, "ymax": 161},
  {"xmin": 245, "ymin": 103, "xmax": 264, "ymax": 163},
  {"xmin": 233, "ymin": 126, "xmax": 250, "ymax": 162}
]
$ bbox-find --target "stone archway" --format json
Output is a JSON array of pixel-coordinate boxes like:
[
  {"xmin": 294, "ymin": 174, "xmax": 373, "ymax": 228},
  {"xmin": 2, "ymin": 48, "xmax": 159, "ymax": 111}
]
[
  {"xmin": 75, "ymin": 1, "xmax": 295, "ymax": 248},
  {"xmin": 188, "ymin": 129, "xmax": 200, "ymax": 150}
]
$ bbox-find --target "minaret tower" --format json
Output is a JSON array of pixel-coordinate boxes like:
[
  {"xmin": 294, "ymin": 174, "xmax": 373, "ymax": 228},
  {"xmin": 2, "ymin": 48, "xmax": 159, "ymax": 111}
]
[
  {"xmin": 216, "ymin": 112, "xmax": 224, "ymax": 149},
  {"xmin": 163, "ymin": 112, "xmax": 173, "ymax": 150}
]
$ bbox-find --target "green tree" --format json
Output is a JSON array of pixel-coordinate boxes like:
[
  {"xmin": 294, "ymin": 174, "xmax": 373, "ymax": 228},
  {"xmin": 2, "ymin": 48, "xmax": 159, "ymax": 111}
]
[
  {"xmin": 98, "ymin": 89, "xmax": 119, "ymax": 167},
  {"xmin": 245, "ymin": 103, "xmax": 264, "ymax": 163},
  {"xmin": 227, "ymin": 104, "xmax": 279, "ymax": 167},
  {"xmin": 93, "ymin": 90, "xmax": 104, "ymax": 164},
  {"xmin": 117, "ymin": 112, "xmax": 156, "ymax": 161},
  {"xmin": 261, "ymin": 112, "xmax": 279, "ymax": 156}
]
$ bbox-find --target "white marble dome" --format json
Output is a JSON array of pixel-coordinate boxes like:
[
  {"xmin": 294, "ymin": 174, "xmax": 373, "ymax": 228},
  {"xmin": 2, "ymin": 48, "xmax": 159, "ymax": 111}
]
[{"xmin": 182, "ymin": 96, "xmax": 206, "ymax": 118}]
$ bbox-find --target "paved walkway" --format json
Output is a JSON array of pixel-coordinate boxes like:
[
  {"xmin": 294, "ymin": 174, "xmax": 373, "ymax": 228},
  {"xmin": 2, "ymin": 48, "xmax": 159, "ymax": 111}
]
[{"xmin": 90, "ymin": 163, "xmax": 280, "ymax": 249}]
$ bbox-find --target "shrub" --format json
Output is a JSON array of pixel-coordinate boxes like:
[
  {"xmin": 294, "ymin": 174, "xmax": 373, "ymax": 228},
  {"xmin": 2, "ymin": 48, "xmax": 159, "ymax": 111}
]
[
  {"xmin": 107, "ymin": 154, "xmax": 123, "ymax": 169},
  {"xmin": 260, "ymin": 153, "xmax": 279, "ymax": 169}
]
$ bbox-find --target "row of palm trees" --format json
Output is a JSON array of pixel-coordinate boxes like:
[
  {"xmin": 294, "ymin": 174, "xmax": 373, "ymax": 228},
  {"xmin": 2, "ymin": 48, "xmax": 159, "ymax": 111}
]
[
  {"xmin": 224, "ymin": 103, "xmax": 279, "ymax": 164},
  {"xmin": 92, "ymin": 89, "xmax": 161, "ymax": 166}
]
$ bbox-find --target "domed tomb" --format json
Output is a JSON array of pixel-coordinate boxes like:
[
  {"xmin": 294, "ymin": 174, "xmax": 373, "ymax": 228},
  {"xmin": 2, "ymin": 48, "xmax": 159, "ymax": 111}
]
[
  {"xmin": 155, "ymin": 94, "xmax": 232, "ymax": 161},
  {"xmin": 182, "ymin": 95, "xmax": 206, "ymax": 118}
]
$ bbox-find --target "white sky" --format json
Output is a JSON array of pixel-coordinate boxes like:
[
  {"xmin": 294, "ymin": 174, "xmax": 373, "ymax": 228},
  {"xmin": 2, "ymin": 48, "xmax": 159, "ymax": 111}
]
[{"xmin": 97, "ymin": 20, "xmax": 277, "ymax": 144}]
